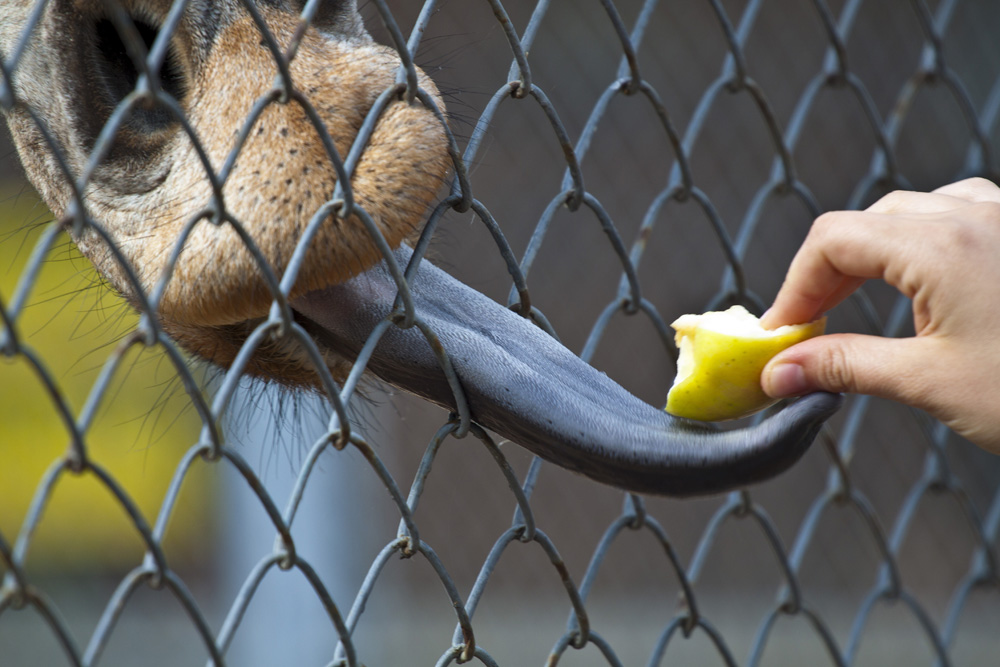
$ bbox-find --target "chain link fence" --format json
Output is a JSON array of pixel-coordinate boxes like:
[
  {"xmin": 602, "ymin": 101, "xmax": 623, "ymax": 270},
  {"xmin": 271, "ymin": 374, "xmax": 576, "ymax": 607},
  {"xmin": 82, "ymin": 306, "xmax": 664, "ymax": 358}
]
[{"xmin": 2, "ymin": 0, "xmax": 1000, "ymax": 664}]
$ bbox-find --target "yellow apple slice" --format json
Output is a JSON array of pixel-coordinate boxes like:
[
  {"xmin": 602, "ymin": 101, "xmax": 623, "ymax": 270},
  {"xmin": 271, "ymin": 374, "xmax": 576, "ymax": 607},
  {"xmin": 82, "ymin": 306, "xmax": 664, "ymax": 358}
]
[{"xmin": 665, "ymin": 305, "xmax": 825, "ymax": 422}]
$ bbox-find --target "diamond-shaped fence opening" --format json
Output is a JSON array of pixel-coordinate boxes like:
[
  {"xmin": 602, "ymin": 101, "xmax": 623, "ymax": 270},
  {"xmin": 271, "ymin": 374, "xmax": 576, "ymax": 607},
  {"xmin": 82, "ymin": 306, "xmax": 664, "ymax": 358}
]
[{"xmin": 1, "ymin": 0, "xmax": 999, "ymax": 665}]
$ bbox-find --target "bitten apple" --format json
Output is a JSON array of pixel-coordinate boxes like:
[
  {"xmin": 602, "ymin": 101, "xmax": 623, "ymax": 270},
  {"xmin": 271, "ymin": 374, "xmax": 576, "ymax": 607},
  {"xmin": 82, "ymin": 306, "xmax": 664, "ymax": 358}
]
[{"xmin": 666, "ymin": 305, "xmax": 825, "ymax": 421}]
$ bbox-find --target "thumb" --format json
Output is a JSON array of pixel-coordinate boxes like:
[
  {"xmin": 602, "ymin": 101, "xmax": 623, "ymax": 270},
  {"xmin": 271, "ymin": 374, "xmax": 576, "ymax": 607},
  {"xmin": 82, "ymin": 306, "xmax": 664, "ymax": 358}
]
[{"xmin": 761, "ymin": 334, "xmax": 934, "ymax": 406}]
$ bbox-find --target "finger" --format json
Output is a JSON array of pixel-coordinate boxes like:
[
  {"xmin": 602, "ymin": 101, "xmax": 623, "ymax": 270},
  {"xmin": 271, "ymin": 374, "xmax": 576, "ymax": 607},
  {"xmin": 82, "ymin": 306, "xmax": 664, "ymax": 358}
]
[
  {"xmin": 761, "ymin": 275, "xmax": 862, "ymax": 330},
  {"xmin": 761, "ymin": 334, "xmax": 935, "ymax": 410},
  {"xmin": 763, "ymin": 211, "xmax": 924, "ymax": 327},
  {"xmin": 932, "ymin": 177, "xmax": 1000, "ymax": 203},
  {"xmin": 866, "ymin": 189, "xmax": 973, "ymax": 215}
]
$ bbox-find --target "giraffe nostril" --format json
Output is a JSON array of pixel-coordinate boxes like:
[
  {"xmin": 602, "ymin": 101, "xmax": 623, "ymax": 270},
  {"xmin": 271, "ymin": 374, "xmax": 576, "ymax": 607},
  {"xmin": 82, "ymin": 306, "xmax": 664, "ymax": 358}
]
[{"xmin": 91, "ymin": 17, "xmax": 186, "ymax": 134}]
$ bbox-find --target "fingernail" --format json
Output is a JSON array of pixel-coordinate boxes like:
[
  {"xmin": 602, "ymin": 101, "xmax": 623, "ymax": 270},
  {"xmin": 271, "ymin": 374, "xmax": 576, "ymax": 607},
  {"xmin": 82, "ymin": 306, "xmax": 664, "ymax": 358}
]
[{"xmin": 764, "ymin": 362, "xmax": 809, "ymax": 397}]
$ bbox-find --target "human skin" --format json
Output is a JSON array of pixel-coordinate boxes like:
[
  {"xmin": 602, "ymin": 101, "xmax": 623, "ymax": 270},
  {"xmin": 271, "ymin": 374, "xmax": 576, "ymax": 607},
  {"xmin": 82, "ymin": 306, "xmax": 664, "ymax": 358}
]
[{"xmin": 760, "ymin": 177, "xmax": 1000, "ymax": 453}]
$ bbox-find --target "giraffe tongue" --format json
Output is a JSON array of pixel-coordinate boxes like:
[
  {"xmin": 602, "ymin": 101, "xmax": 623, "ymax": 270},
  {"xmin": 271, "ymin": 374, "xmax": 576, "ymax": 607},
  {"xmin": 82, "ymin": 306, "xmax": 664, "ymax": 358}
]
[{"xmin": 290, "ymin": 246, "xmax": 841, "ymax": 497}]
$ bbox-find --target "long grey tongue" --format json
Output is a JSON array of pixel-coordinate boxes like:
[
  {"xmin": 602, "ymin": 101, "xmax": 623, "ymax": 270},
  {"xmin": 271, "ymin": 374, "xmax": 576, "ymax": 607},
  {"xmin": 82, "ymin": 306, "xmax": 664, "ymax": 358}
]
[{"xmin": 291, "ymin": 246, "xmax": 841, "ymax": 497}]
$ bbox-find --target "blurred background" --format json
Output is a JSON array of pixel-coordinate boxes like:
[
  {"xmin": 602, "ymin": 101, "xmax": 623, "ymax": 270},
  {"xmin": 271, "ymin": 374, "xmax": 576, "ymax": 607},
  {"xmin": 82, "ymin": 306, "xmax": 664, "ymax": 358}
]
[{"xmin": 2, "ymin": 0, "xmax": 1000, "ymax": 665}]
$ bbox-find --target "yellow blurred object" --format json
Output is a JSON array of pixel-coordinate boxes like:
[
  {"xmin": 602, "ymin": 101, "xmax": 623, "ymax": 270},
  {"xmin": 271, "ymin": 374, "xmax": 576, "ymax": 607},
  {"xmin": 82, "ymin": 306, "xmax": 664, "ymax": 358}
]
[
  {"xmin": 0, "ymin": 191, "xmax": 210, "ymax": 572},
  {"xmin": 665, "ymin": 305, "xmax": 825, "ymax": 422}
]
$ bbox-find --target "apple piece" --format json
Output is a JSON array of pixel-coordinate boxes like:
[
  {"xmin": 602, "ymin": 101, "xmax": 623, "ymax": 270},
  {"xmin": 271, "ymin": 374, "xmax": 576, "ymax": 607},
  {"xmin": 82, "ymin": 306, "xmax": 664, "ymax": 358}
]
[{"xmin": 665, "ymin": 305, "xmax": 826, "ymax": 422}]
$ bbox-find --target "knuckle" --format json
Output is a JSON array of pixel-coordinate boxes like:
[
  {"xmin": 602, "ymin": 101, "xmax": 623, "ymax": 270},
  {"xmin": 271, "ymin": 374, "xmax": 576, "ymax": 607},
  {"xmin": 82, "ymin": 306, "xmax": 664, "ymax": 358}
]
[
  {"xmin": 944, "ymin": 205, "xmax": 1000, "ymax": 258},
  {"xmin": 959, "ymin": 176, "xmax": 998, "ymax": 196},
  {"xmin": 871, "ymin": 189, "xmax": 910, "ymax": 212},
  {"xmin": 970, "ymin": 200, "xmax": 1000, "ymax": 224},
  {"xmin": 816, "ymin": 343, "xmax": 855, "ymax": 393},
  {"xmin": 943, "ymin": 217, "xmax": 978, "ymax": 248},
  {"xmin": 810, "ymin": 211, "xmax": 843, "ymax": 238}
]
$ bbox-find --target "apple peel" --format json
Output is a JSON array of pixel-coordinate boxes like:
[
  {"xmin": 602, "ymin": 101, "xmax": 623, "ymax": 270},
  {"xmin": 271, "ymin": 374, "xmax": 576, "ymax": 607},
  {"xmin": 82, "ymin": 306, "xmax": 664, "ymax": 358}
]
[{"xmin": 665, "ymin": 305, "xmax": 826, "ymax": 422}]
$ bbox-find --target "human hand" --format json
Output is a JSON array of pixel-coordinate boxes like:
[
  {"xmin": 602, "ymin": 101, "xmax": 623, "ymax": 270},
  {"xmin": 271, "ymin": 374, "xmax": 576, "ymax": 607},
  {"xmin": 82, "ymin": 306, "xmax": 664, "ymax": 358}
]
[{"xmin": 759, "ymin": 177, "xmax": 1000, "ymax": 452}]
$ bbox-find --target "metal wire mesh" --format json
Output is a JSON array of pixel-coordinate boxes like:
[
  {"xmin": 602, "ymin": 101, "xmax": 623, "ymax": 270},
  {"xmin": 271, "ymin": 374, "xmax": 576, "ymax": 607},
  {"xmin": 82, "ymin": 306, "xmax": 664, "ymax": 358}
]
[{"xmin": 2, "ymin": 0, "xmax": 1000, "ymax": 665}]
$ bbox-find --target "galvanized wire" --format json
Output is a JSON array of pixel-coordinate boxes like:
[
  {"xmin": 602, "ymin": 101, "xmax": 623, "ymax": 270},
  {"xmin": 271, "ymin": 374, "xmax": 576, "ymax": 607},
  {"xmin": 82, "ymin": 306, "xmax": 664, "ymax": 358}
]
[{"xmin": 1, "ymin": 0, "xmax": 999, "ymax": 665}]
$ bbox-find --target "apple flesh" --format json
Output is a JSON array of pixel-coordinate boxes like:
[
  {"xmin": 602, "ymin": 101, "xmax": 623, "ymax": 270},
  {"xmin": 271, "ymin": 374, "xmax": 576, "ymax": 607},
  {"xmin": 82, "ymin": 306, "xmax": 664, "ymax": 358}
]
[{"xmin": 666, "ymin": 305, "xmax": 826, "ymax": 422}]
